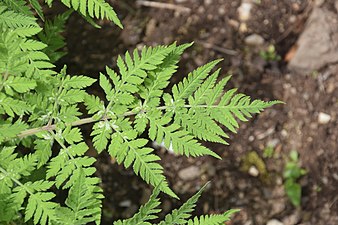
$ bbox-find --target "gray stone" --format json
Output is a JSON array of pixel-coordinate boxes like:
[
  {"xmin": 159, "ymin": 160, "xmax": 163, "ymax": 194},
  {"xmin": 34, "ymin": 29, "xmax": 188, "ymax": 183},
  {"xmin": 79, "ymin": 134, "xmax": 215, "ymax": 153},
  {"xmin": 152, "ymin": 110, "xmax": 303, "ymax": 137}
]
[
  {"xmin": 178, "ymin": 166, "xmax": 200, "ymax": 181},
  {"xmin": 245, "ymin": 34, "xmax": 265, "ymax": 46},
  {"xmin": 288, "ymin": 7, "xmax": 338, "ymax": 74},
  {"xmin": 267, "ymin": 219, "xmax": 284, "ymax": 225}
]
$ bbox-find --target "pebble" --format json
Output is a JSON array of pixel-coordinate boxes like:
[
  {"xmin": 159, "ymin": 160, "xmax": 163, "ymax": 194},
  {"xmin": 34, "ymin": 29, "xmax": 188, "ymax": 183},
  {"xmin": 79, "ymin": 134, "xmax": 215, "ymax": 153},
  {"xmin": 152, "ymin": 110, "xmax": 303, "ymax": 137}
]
[
  {"xmin": 248, "ymin": 165, "xmax": 259, "ymax": 177},
  {"xmin": 318, "ymin": 112, "xmax": 331, "ymax": 124},
  {"xmin": 204, "ymin": 0, "xmax": 212, "ymax": 5},
  {"xmin": 178, "ymin": 166, "xmax": 200, "ymax": 181},
  {"xmin": 267, "ymin": 219, "xmax": 284, "ymax": 225},
  {"xmin": 238, "ymin": 2, "xmax": 253, "ymax": 21},
  {"xmin": 245, "ymin": 34, "xmax": 265, "ymax": 46},
  {"xmin": 267, "ymin": 138, "xmax": 280, "ymax": 148},
  {"xmin": 119, "ymin": 200, "xmax": 131, "ymax": 207}
]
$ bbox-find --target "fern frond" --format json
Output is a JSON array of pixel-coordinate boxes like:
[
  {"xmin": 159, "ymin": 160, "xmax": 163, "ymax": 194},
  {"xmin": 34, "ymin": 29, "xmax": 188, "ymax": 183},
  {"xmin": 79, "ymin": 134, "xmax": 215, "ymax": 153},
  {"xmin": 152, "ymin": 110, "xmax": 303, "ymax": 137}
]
[
  {"xmin": 59, "ymin": 0, "xmax": 123, "ymax": 28},
  {"xmin": 55, "ymin": 168, "xmax": 103, "ymax": 225},
  {"xmin": 209, "ymin": 97, "xmax": 282, "ymax": 133},
  {"xmin": 172, "ymin": 59, "xmax": 222, "ymax": 101},
  {"xmin": 0, "ymin": 176, "xmax": 58, "ymax": 225},
  {"xmin": 140, "ymin": 43, "xmax": 192, "ymax": 107},
  {"xmin": 0, "ymin": 93, "xmax": 31, "ymax": 116},
  {"xmin": 187, "ymin": 209, "xmax": 240, "ymax": 225},
  {"xmin": 0, "ymin": 122, "xmax": 28, "ymax": 143},
  {"xmin": 62, "ymin": 126, "xmax": 83, "ymax": 144},
  {"xmin": 91, "ymin": 120, "xmax": 112, "ymax": 153},
  {"xmin": 178, "ymin": 112, "xmax": 228, "ymax": 144},
  {"xmin": 158, "ymin": 182, "xmax": 208, "ymax": 225},
  {"xmin": 38, "ymin": 10, "xmax": 72, "ymax": 62},
  {"xmin": 167, "ymin": 61, "xmax": 282, "ymax": 142},
  {"xmin": 0, "ymin": 5, "xmax": 38, "ymax": 28},
  {"xmin": 3, "ymin": 76, "xmax": 36, "ymax": 93},
  {"xmin": 108, "ymin": 129, "xmax": 177, "ymax": 198},
  {"xmin": 2, "ymin": 0, "xmax": 33, "ymax": 16},
  {"xmin": 46, "ymin": 142, "xmax": 96, "ymax": 189},
  {"xmin": 28, "ymin": 0, "xmax": 45, "ymax": 20},
  {"xmin": 148, "ymin": 111, "xmax": 220, "ymax": 158},
  {"xmin": 188, "ymin": 69, "xmax": 220, "ymax": 106},
  {"xmin": 64, "ymin": 75, "xmax": 96, "ymax": 89},
  {"xmin": 25, "ymin": 191, "xmax": 58, "ymax": 225},
  {"xmin": 84, "ymin": 94, "xmax": 105, "ymax": 118},
  {"xmin": 108, "ymin": 45, "xmax": 175, "ymax": 96},
  {"xmin": 34, "ymin": 138, "xmax": 53, "ymax": 168},
  {"xmin": 115, "ymin": 182, "xmax": 161, "ymax": 225}
]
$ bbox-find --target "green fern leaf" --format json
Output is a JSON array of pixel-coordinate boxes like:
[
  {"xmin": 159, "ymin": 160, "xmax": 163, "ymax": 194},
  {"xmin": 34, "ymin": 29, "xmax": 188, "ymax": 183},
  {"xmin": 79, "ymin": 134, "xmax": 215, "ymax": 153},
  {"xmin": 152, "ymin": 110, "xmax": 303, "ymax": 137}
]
[
  {"xmin": 62, "ymin": 126, "xmax": 83, "ymax": 144},
  {"xmin": 140, "ymin": 43, "xmax": 192, "ymax": 107},
  {"xmin": 172, "ymin": 59, "xmax": 222, "ymax": 101},
  {"xmin": 117, "ymin": 184, "xmax": 161, "ymax": 225},
  {"xmin": 84, "ymin": 94, "xmax": 105, "ymax": 119},
  {"xmin": 38, "ymin": 10, "xmax": 72, "ymax": 62},
  {"xmin": 25, "ymin": 192, "xmax": 58, "ymax": 225},
  {"xmin": 0, "ymin": 122, "xmax": 28, "ymax": 142},
  {"xmin": 59, "ymin": 0, "xmax": 123, "ymax": 28},
  {"xmin": 2, "ymin": 0, "xmax": 33, "ymax": 16},
  {"xmin": 4, "ymin": 76, "xmax": 36, "ymax": 93},
  {"xmin": 59, "ymin": 168, "xmax": 103, "ymax": 225},
  {"xmin": 108, "ymin": 131, "xmax": 177, "ymax": 198},
  {"xmin": 0, "ymin": 5, "xmax": 38, "ymax": 28},
  {"xmin": 15, "ymin": 26, "xmax": 42, "ymax": 37},
  {"xmin": 113, "ymin": 45, "xmax": 175, "ymax": 95},
  {"xmin": 148, "ymin": 112, "xmax": 220, "ymax": 158},
  {"xmin": 158, "ymin": 182, "xmax": 209, "ymax": 225},
  {"xmin": 28, "ymin": 0, "xmax": 44, "ymax": 20},
  {"xmin": 34, "ymin": 139, "xmax": 53, "ymax": 168},
  {"xmin": 91, "ymin": 120, "xmax": 112, "ymax": 153},
  {"xmin": 0, "ymin": 94, "xmax": 31, "ymax": 117},
  {"xmin": 64, "ymin": 75, "xmax": 96, "ymax": 89},
  {"xmin": 187, "ymin": 209, "xmax": 240, "ymax": 225}
]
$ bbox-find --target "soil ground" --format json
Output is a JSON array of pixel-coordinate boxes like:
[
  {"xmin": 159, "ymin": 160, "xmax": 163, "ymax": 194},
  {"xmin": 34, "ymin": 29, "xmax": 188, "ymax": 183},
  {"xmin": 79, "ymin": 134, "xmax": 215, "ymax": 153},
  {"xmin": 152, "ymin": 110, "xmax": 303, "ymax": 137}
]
[{"xmin": 57, "ymin": 0, "xmax": 338, "ymax": 224}]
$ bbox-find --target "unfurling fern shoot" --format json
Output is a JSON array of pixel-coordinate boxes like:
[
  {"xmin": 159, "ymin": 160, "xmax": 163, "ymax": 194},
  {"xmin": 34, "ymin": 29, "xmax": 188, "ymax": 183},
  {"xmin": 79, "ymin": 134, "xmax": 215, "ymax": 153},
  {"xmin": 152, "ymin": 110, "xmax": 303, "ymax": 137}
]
[{"xmin": 0, "ymin": 0, "xmax": 281, "ymax": 224}]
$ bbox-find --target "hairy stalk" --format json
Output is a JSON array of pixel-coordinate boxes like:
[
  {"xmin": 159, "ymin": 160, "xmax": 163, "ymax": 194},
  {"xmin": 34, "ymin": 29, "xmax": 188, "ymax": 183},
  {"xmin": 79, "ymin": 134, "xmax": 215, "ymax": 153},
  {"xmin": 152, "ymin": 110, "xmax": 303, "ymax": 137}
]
[
  {"xmin": 15, "ymin": 103, "xmax": 269, "ymax": 139},
  {"xmin": 0, "ymin": 71, "xmax": 9, "ymax": 92},
  {"xmin": 0, "ymin": 166, "xmax": 34, "ymax": 196},
  {"xmin": 51, "ymin": 130, "xmax": 76, "ymax": 161}
]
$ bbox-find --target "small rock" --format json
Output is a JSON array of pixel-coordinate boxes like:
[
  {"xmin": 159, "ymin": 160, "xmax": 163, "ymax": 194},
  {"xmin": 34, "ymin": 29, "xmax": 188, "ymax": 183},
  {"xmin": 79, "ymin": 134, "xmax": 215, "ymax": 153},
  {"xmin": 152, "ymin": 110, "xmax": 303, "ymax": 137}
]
[
  {"xmin": 315, "ymin": 0, "xmax": 325, "ymax": 6},
  {"xmin": 248, "ymin": 165, "xmax": 259, "ymax": 177},
  {"xmin": 239, "ymin": 23, "xmax": 248, "ymax": 33},
  {"xmin": 318, "ymin": 112, "xmax": 331, "ymax": 124},
  {"xmin": 119, "ymin": 200, "xmax": 131, "ymax": 208},
  {"xmin": 245, "ymin": 34, "xmax": 265, "ymax": 46},
  {"xmin": 267, "ymin": 219, "xmax": 284, "ymax": 225},
  {"xmin": 283, "ymin": 212, "xmax": 300, "ymax": 225},
  {"xmin": 178, "ymin": 166, "xmax": 200, "ymax": 181},
  {"xmin": 238, "ymin": 2, "xmax": 253, "ymax": 21},
  {"xmin": 204, "ymin": 0, "xmax": 212, "ymax": 5},
  {"xmin": 288, "ymin": 7, "xmax": 338, "ymax": 73},
  {"xmin": 267, "ymin": 138, "xmax": 280, "ymax": 148}
]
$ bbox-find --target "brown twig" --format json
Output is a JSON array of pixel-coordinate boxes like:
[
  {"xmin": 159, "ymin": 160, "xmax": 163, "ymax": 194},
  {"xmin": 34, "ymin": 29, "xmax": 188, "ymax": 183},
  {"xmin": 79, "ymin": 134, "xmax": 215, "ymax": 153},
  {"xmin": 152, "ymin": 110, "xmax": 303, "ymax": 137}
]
[
  {"xmin": 136, "ymin": 0, "xmax": 191, "ymax": 13},
  {"xmin": 196, "ymin": 41, "xmax": 238, "ymax": 56}
]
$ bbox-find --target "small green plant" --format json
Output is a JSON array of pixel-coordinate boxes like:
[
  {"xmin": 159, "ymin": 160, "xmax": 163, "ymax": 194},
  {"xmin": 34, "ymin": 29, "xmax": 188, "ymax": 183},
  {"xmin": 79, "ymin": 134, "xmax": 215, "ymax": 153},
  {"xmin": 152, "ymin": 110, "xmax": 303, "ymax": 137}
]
[
  {"xmin": 263, "ymin": 145, "xmax": 274, "ymax": 158},
  {"xmin": 0, "ymin": 0, "xmax": 281, "ymax": 224},
  {"xmin": 259, "ymin": 44, "xmax": 281, "ymax": 61},
  {"xmin": 283, "ymin": 150, "xmax": 307, "ymax": 207}
]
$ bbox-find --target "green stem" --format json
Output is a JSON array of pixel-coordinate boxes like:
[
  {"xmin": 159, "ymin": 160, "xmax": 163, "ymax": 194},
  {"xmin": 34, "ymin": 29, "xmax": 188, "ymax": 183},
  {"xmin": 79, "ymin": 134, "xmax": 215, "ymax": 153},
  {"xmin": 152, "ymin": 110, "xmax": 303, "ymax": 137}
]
[
  {"xmin": 16, "ymin": 104, "xmax": 232, "ymax": 139},
  {"xmin": 0, "ymin": 71, "xmax": 9, "ymax": 92},
  {"xmin": 51, "ymin": 131, "xmax": 76, "ymax": 161},
  {"xmin": 0, "ymin": 166, "xmax": 34, "ymax": 195}
]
